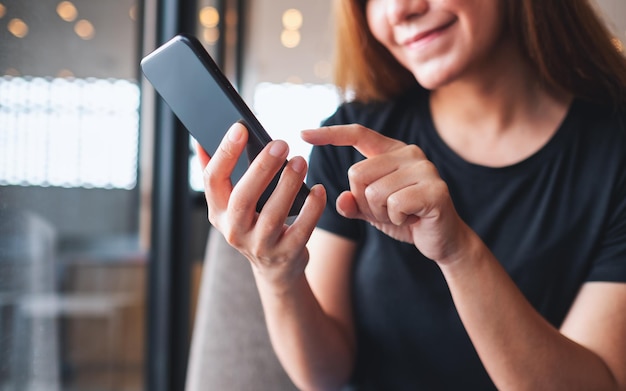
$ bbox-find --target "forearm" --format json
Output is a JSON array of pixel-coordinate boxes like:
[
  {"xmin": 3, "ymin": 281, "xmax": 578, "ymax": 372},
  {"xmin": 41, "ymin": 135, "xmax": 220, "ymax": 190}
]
[
  {"xmin": 439, "ymin": 232, "xmax": 619, "ymax": 391},
  {"xmin": 253, "ymin": 270, "xmax": 355, "ymax": 391}
]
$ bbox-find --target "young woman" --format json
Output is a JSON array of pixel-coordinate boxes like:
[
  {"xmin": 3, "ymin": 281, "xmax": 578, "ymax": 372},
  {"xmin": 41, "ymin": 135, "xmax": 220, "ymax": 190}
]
[{"xmin": 199, "ymin": 0, "xmax": 626, "ymax": 389}]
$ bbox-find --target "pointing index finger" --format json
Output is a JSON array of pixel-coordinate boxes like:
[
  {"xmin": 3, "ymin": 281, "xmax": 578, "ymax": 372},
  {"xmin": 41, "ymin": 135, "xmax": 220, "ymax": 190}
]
[{"xmin": 300, "ymin": 124, "xmax": 404, "ymax": 158}]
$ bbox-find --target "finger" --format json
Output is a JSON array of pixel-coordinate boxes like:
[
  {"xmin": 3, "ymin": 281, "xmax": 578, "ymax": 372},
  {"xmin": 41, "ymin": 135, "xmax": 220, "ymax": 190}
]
[
  {"xmin": 284, "ymin": 184, "xmax": 327, "ymax": 249},
  {"xmin": 363, "ymin": 165, "xmax": 422, "ymax": 223},
  {"xmin": 387, "ymin": 180, "xmax": 448, "ymax": 226},
  {"xmin": 228, "ymin": 139, "xmax": 289, "ymax": 223},
  {"xmin": 346, "ymin": 160, "xmax": 375, "ymax": 220},
  {"xmin": 348, "ymin": 145, "xmax": 427, "ymax": 185},
  {"xmin": 301, "ymin": 124, "xmax": 405, "ymax": 158},
  {"xmin": 195, "ymin": 141, "xmax": 210, "ymax": 168},
  {"xmin": 345, "ymin": 154, "xmax": 400, "ymax": 222},
  {"xmin": 205, "ymin": 122, "xmax": 248, "ymax": 182},
  {"xmin": 336, "ymin": 191, "xmax": 362, "ymax": 219},
  {"xmin": 203, "ymin": 123, "xmax": 248, "ymax": 220},
  {"xmin": 255, "ymin": 156, "xmax": 309, "ymax": 243}
]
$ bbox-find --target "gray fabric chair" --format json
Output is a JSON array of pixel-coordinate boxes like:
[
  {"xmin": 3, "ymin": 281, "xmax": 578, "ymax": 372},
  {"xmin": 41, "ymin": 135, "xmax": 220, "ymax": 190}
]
[{"xmin": 186, "ymin": 228, "xmax": 298, "ymax": 391}]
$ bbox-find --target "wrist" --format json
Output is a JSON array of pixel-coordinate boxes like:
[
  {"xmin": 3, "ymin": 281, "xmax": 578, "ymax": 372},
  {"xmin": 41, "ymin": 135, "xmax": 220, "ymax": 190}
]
[
  {"xmin": 251, "ymin": 254, "xmax": 309, "ymax": 297},
  {"xmin": 436, "ymin": 226, "xmax": 491, "ymax": 279}
]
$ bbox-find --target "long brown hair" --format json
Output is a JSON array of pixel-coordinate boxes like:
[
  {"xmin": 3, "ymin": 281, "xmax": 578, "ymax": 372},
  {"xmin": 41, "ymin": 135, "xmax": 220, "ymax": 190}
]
[
  {"xmin": 333, "ymin": 0, "xmax": 626, "ymax": 106},
  {"xmin": 333, "ymin": 0, "xmax": 419, "ymax": 102}
]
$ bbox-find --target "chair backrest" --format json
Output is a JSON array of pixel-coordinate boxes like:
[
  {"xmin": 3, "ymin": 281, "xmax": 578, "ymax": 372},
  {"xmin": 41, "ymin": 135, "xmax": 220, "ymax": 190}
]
[{"xmin": 186, "ymin": 228, "xmax": 297, "ymax": 391}]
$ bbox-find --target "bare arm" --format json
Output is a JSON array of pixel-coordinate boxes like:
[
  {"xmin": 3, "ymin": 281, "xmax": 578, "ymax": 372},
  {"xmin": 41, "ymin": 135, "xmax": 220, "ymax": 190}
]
[
  {"xmin": 255, "ymin": 228, "xmax": 357, "ymax": 391},
  {"xmin": 440, "ymin": 232, "xmax": 626, "ymax": 391},
  {"xmin": 199, "ymin": 123, "xmax": 356, "ymax": 391}
]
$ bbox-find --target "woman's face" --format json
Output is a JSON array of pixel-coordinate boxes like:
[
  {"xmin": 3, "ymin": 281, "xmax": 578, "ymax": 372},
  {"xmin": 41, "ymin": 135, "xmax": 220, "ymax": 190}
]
[{"xmin": 366, "ymin": 0, "xmax": 506, "ymax": 90}]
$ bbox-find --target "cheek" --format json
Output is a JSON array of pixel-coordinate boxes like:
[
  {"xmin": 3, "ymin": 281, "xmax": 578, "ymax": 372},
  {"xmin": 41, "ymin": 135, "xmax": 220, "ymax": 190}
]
[{"xmin": 366, "ymin": 2, "xmax": 392, "ymax": 47}]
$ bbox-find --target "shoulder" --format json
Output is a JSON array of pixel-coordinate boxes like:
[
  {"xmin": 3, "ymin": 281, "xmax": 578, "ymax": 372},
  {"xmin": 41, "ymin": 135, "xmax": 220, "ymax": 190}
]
[
  {"xmin": 565, "ymin": 99, "xmax": 626, "ymax": 171},
  {"xmin": 573, "ymin": 99, "xmax": 626, "ymax": 138}
]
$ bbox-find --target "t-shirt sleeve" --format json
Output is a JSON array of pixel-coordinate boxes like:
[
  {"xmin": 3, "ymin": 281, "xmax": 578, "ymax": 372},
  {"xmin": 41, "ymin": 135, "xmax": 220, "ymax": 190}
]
[
  {"xmin": 586, "ymin": 138, "xmax": 626, "ymax": 283},
  {"xmin": 305, "ymin": 107, "xmax": 363, "ymax": 241}
]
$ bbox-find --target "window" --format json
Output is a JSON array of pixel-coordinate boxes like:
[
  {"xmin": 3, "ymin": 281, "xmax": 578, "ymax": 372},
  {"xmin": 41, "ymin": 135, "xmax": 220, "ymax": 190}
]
[
  {"xmin": 0, "ymin": 76, "xmax": 140, "ymax": 189},
  {"xmin": 0, "ymin": 0, "xmax": 146, "ymax": 389},
  {"xmin": 188, "ymin": 82, "xmax": 339, "ymax": 191}
]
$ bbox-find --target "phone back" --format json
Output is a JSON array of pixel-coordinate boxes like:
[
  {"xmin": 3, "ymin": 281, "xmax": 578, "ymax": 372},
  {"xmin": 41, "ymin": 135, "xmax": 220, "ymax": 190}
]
[
  {"xmin": 141, "ymin": 35, "xmax": 249, "ymax": 181},
  {"xmin": 141, "ymin": 35, "xmax": 309, "ymax": 216}
]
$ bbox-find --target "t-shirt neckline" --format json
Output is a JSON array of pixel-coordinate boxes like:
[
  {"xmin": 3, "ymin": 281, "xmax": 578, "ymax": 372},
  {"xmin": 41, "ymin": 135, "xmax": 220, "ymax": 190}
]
[{"xmin": 420, "ymin": 94, "xmax": 580, "ymax": 177}]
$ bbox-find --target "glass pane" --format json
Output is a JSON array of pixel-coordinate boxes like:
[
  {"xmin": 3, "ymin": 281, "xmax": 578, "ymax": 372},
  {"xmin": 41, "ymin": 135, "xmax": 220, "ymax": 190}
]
[
  {"xmin": 189, "ymin": 0, "xmax": 221, "ymax": 192},
  {"xmin": 0, "ymin": 0, "xmax": 145, "ymax": 390},
  {"xmin": 241, "ymin": 2, "xmax": 339, "ymax": 155}
]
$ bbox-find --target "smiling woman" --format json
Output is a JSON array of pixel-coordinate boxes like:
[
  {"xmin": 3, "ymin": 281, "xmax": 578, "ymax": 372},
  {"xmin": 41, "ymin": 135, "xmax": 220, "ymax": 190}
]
[{"xmin": 194, "ymin": 0, "xmax": 626, "ymax": 390}]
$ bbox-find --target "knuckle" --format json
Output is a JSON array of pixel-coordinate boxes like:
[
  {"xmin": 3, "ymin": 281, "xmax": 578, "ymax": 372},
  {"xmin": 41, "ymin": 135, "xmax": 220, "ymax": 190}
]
[
  {"xmin": 387, "ymin": 192, "xmax": 403, "ymax": 210},
  {"xmin": 348, "ymin": 124, "xmax": 370, "ymax": 140},
  {"xmin": 249, "ymin": 242, "xmax": 268, "ymax": 260},
  {"xmin": 223, "ymin": 228, "xmax": 241, "ymax": 248},
  {"xmin": 433, "ymin": 180, "xmax": 450, "ymax": 198},
  {"xmin": 254, "ymin": 156, "xmax": 277, "ymax": 175},
  {"xmin": 218, "ymin": 139, "xmax": 238, "ymax": 160},
  {"xmin": 351, "ymin": 124, "xmax": 367, "ymax": 133},
  {"xmin": 229, "ymin": 192, "xmax": 254, "ymax": 214},
  {"xmin": 347, "ymin": 162, "xmax": 366, "ymax": 181},
  {"xmin": 203, "ymin": 166, "xmax": 221, "ymax": 192},
  {"xmin": 258, "ymin": 216, "xmax": 282, "ymax": 237},
  {"xmin": 424, "ymin": 180, "xmax": 449, "ymax": 203},
  {"xmin": 405, "ymin": 144, "xmax": 425, "ymax": 159},
  {"xmin": 415, "ymin": 158, "xmax": 436, "ymax": 174},
  {"xmin": 354, "ymin": 124, "xmax": 369, "ymax": 132},
  {"xmin": 364, "ymin": 184, "xmax": 383, "ymax": 204}
]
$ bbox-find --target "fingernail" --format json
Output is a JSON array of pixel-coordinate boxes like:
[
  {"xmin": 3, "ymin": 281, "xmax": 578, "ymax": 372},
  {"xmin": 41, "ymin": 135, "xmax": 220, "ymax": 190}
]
[
  {"xmin": 228, "ymin": 124, "xmax": 243, "ymax": 142},
  {"xmin": 291, "ymin": 157, "xmax": 306, "ymax": 173},
  {"xmin": 311, "ymin": 184, "xmax": 324, "ymax": 196},
  {"xmin": 269, "ymin": 141, "xmax": 288, "ymax": 157}
]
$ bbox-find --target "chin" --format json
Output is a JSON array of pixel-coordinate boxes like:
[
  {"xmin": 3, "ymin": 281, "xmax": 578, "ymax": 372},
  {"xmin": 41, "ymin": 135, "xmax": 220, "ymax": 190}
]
[
  {"xmin": 409, "ymin": 58, "xmax": 468, "ymax": 90},
  {"xmin": 413, "ymin": 71, "xmax": 454, "ymax": 91}
]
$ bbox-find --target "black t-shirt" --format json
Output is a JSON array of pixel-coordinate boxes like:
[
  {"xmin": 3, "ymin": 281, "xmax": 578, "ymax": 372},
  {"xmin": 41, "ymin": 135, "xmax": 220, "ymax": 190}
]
[{"xmin": 306, "ymin": 88, "xmax": 626, "ymax": 390}]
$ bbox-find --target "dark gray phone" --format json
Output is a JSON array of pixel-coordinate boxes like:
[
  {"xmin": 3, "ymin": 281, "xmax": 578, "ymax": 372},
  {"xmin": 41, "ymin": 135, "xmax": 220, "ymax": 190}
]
[{"xmin": 141, "ymin": 34, "xmax": 309, "ymax": 216}]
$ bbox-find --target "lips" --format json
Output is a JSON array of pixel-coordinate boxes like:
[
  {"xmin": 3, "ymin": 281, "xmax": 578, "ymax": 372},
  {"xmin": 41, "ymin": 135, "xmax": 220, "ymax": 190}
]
[{"xmin": 399, "ymin": 17, "xmax": 457, "ymax": 47}]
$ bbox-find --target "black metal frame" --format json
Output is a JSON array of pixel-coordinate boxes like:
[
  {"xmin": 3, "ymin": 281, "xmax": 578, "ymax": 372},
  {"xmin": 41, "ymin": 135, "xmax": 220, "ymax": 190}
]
[
  {"xmin": 145, "ymin": 0, "xmax": 197, "ymax": 389},
  {"xmin": 144, "ymin": 0, "xmax": 247, "ymax": 390}
]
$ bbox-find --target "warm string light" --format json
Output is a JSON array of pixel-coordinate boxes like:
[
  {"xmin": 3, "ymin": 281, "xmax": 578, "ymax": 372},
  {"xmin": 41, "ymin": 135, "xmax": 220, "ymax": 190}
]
[
  {"xmin": 56, "ymin": 1, "xmax": 77, "ymax": 22},
  {"xmin": 74, "ymin": 19, "xmax": 95, "ymax": 40},
  {"xmin": 55, "ymin": 1, "xmax": 96, "ymax": 40},
  {"xmin": 199, "ymin": 6, "xmax": 219, "ymax": 45},
  {"xmin": 281, "ymin": 8, "xmax": 302, "ymax": 48},
  {"xmin": 2, "ymin": 0, "xmax": 138, "ymax": 90},
  {"xmin": 8, "ymin": 18, "xmax": 28, "ymax": 38}
]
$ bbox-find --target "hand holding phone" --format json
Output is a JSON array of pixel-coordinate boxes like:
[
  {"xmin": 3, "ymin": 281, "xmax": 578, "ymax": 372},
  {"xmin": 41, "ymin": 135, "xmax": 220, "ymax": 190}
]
[{"xmin": 140, "ymin": 34, "xmax": 310, "ymax": 216}]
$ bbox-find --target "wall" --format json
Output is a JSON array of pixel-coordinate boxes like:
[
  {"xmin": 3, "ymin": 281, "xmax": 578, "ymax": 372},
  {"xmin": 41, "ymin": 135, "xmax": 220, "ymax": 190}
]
[{"xmin": 595, "ymin": 0, "xmax": 626, "ymax": 38}]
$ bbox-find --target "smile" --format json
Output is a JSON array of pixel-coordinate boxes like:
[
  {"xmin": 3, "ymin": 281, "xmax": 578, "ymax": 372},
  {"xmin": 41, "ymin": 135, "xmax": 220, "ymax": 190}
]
[{"xmin": 400, "ymin": 18, "xmax": 457, "ymax": 49}]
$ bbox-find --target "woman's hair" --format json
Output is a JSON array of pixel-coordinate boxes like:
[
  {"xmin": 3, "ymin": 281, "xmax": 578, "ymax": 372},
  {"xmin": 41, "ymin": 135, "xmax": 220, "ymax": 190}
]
[
  {"xmin": 333, "ymin": 0, "xmax": 420, "ymax": 102},
  {"xmin": 333, "ymin": 0, "xmax": 626, "ymax": 106}
]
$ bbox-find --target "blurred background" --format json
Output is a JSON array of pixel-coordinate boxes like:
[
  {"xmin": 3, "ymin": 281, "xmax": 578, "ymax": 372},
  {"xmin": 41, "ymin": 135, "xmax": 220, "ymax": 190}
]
[{"xmin": 0, "ymin": 0, "xmax": 624, "ymax": 390}]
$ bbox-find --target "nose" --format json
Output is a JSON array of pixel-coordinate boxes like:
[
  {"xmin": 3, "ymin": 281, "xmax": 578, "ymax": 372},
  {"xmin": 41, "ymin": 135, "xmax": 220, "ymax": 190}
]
[{"xmin": 386, "ymin": 0, "xmax": 429, "ymax": 25}]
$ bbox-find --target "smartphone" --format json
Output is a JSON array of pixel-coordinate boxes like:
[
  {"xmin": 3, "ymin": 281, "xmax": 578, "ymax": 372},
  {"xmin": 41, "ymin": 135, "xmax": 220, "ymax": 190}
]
[{"xmin": 140, "ymin": 34, "xmax": 309, "ymax": 216}]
